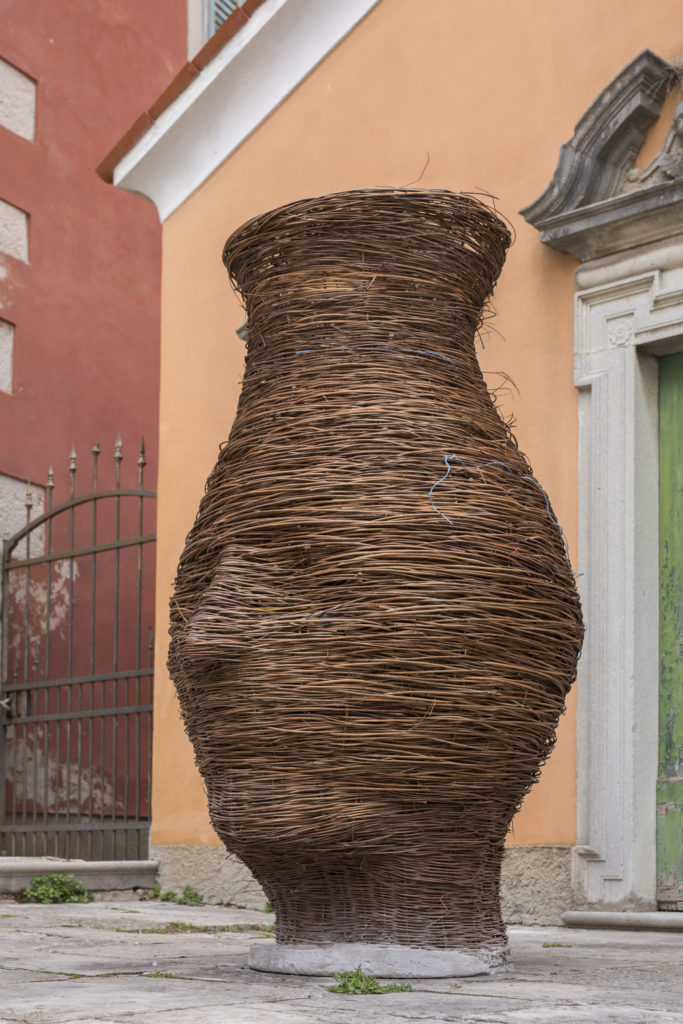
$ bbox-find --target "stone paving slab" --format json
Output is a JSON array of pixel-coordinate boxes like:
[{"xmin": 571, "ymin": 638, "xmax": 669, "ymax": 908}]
[{"xmin": 1, "ymin": 902, "xmax": 682, "ymax": 1023}]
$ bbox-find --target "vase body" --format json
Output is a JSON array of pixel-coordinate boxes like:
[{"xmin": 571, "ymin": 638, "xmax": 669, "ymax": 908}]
[{"xmin": 169, "ymin": 190, "xmax": 583, "ymax": 966}]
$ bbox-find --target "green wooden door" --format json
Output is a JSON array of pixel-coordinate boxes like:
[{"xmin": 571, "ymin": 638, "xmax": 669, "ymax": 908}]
[{"xmin": 657, "ymin": 351, "xmax": 683, "ymax": 910}]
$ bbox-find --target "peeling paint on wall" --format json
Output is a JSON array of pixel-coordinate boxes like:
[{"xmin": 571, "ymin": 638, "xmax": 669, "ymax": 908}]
[{"xmin": 3, "ymin": 725, "xmax": 115, "ymax": 816}]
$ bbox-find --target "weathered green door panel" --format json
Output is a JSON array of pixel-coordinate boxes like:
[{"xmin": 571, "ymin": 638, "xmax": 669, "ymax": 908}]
[{"xmin": 657, "ymin": 351, "xmax": 683, "ymax": 910}]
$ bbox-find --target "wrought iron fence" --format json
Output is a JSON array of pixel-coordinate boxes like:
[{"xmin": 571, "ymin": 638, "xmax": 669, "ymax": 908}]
[{"xmin": 0, "ymin": 438, "xmax": 156, "ymax": 860}]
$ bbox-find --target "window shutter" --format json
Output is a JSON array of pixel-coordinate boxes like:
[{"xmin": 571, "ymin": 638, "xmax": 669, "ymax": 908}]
[{"xmin": 211, "ymin": 0, "xmax": 245, "ymax": 32}]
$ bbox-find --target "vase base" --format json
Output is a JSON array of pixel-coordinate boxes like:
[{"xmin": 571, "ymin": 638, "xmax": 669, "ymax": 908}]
[{"xmin": 248, "ymin": 940, "xmax": 510, "ymax": 978}]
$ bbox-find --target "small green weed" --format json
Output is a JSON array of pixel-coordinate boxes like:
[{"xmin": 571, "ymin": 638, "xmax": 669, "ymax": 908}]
[
  {"xmin": 177, "ymin": 885, "xmax": 203, "ymax": 906},
  {"xmin": 144, "ymin": 883, "xmax": 177, "ymax": 902},
  {"xmin": 263, "ymin": 900, "xmax": 273, "ymax": 913},
  {"xmin": 115, "ymin": 920, "xmax": 275, "ymax": 935},
  {"xmin": 144, "ymin": 883, "xmax": 203, "ymax": 906},
  {"xmin": 542, "ymin": 942, "xmax": 572, "ymax": 948},
  {"xmin": 36, "ymin": 969, "xmax": 85, "ymax": 977},
  {"xmin": 145, "ymin": 970, "xmax": 178, "ymax": 978},
  {"xmin": 21, "ymin": 874, "xmax": 93, "ymax": 904},
  {"xmin": 327, "ymin": 965, "xmax": 412, "ymax": 995}
]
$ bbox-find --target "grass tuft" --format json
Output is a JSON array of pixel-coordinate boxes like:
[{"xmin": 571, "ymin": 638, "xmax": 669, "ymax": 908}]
[
  {"xmin": 21, "ymin": 874, "xmax": 93, "ymax": 904},
  {"xmin": 115, "ymin": 920, "xmax": 274, "ymax": 935},
  {"xmin": 143, "ymin": 883, "xmax": 204, "ymax": 906},
  {"xmin": 327, "ymin": 965, "xmax": 412, "ymax": 995}
]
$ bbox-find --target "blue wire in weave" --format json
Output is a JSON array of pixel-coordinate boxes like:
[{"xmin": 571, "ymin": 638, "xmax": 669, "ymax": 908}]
[
  {"xmin": 429, "ymin": 454, "xmax": 576, "ymax": 574},
  {"xmin": 292, "ymin": 346, "xmax": 577, "ymax": 575}
]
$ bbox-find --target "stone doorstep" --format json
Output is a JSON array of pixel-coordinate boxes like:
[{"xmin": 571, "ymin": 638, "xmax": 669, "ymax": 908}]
[
  {"xmin": 562, "ymin": 910, "xmax": 683, "ymax": 931},
  {"xmin": 0, "ymin": 857, "xmax": 158, "ymax": 893}
]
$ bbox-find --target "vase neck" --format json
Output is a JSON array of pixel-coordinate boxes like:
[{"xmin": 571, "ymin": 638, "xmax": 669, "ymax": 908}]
[{"xmin": 244, "ymin": 274, "xmax": 484, "ymax": 366}]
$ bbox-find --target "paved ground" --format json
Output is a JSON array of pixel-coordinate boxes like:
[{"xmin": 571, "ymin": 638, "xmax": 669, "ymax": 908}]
[{"xmin": 1, "ymin": 900, "xmax": 682, "ymax": 1023}]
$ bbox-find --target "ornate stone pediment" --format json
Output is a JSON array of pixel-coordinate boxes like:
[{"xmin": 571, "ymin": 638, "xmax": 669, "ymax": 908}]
[
  {"xmin": 521, "ymin": 50, "xmax": 682, "ymax": 260},
  {"xmin": 622, "ymin": 102, "xmax": 683, "ymax": 192}
]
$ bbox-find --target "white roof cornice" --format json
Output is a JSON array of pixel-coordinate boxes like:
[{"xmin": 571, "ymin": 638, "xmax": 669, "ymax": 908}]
[{"xmin": 112, "ymin": 0, "xmax": 381, "ymax": 221}]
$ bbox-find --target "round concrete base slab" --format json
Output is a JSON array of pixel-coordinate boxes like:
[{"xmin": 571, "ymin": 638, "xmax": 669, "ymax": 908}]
[{"xmin": 248, "ymin": 940, "xmax": 510, "ymax": 978}]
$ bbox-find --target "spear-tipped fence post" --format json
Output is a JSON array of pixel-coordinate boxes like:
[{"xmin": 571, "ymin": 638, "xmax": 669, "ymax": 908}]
[
  {"xmin": 69, "ymin": 445, "xmax": 77, "ymax": 499},
  {"xmin": 138, "ymin": 438, "xmax": 146, "ymax": 490},
  {"xmin": 46, "ymin": 465, "xmax": 54, "ymax": 512},
  {"xmin": 92, "ymin": 443, "xmax": 100, "ymax": 490},
  {"xmin": 114, "ymin": 433, "xmax": 123, "ymax": 489}
]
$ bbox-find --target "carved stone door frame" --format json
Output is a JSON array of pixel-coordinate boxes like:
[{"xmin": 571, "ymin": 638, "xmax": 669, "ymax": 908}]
[
  {"xmin": 521, "ymin": 49, "xmax": 683, "ymax": 909},
  {"xmin": 573, "ymin": 244, "xmax": 683, "ymax": 908}
]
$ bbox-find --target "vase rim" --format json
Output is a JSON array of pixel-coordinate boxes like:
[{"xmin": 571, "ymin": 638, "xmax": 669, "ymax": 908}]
[{"xmin": 222, "ymin": 187, "xmax": 512, "ymax": 274}]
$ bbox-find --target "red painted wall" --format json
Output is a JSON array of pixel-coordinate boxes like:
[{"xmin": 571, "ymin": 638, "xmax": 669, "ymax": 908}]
[
  {"xmin": 0, "ymin": 0, "xmax": 187, "ymax": 489},
  {"xmin": 0, "ymin": 1, "xmax": 186, "ymax": 858}
]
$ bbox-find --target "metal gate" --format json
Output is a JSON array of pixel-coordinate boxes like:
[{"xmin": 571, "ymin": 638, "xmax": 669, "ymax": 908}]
[{"xmin": 0, "ymin": 439, "xmax": 156, "ymax": 860}]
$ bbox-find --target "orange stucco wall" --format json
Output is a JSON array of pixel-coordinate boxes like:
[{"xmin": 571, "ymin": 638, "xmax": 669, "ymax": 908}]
[{"xmin": 152, "ymin": 0, "xmax": 682, "ymax": 847}]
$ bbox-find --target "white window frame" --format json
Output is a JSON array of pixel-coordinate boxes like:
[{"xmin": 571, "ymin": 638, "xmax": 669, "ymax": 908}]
[{"xmin": 187, "ymin": 0, "xmax": 248, "ymax": 57}]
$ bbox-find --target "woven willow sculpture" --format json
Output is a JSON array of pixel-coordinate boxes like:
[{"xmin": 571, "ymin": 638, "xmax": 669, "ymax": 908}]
[{"xmin": 169, "ymin": 189, "xmax": 583, "ymax": 969}]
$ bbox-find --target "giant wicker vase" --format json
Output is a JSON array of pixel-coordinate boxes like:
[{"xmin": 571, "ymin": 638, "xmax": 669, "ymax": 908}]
[{"xmin": 169, "ymin": 189, "xmax": 583, "ymax": 975}]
